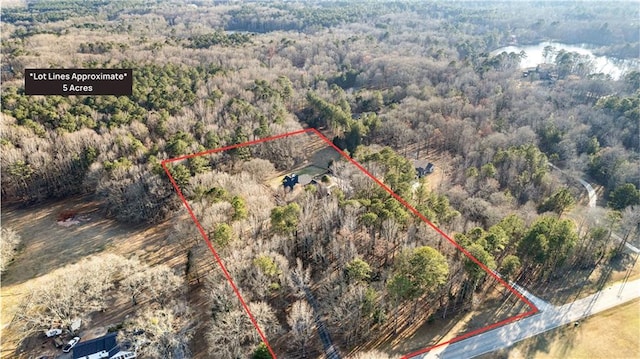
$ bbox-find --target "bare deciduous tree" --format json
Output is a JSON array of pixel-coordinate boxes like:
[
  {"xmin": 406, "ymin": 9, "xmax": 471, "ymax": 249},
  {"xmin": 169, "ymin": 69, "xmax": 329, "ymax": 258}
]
[
  {"xmin": 16, "ymin": 253, "xmax": 182, "ymax": 340},
  {"xmin": 0, "ymin": 227, "xmax": 21, "ymax": 272},
  {"xmin": 289, "ymin": 258, "xmax": 311, "ymax": 297},
  {"xmin": 206, "ymin": 301, "xmax": 282, "ymax": 359},
  {"xmin": 122, "ymin": 263, "xmax": 183, "ymax": 307},
  {"xmin": 287, "ymin": 300, "xmax": 316, "ymax": 357},
  {"xmin": 16, "ymin": 254, "xmax": 131, "ymax": 334},
  {"xmin": 121, "ymin": 301, "xmax": 194, "ymax": 359}
]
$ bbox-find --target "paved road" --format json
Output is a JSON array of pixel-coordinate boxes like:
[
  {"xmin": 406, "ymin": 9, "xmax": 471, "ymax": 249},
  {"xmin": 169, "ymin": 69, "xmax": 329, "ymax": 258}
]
[
  {"xmin": 407, "ymin": 164, "xmax": 640, "ymax": 359},
  {"xmin": 573, "ymin": 176, "xmax": 640, "ymax": 253},
  {"xmin": 611, "ymin": 232, "xmax": 640, "ymax": 254},
  {"xmin": 548, "ymin": 162, "xmax": 639, "ymax": 253},
  {"xmin": 506, "ymin": 281, "xmax": 553, "ymax": 313},
  {"xmin": 412, "ymin": 278, "xmax": 640, "ymax": 359},
  {"xmin": 576, "ymin": 177, "xmax": 597, "ymax": 208}
]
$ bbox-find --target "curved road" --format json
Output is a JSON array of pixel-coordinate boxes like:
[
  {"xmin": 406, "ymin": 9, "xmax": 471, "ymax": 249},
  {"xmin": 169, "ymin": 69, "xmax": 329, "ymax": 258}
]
[
  {"xmin": 548, "ymin": 162, "xmax": 639, "ymax": 253},
  {"xmin": 547, "ymin": 163, "xmax": 597, "ymax": 209},
  {"xmin": 576, "ymin": 177, "xmax": 597, "ymax": 208},
  {"xmin": 281, "ymin": 163, "xmax": 637, "ymax": 359}
]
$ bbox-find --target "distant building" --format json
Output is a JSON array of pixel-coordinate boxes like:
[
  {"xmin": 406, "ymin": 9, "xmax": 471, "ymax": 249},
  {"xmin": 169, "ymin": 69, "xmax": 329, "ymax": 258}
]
[
  {"xmin": 414, "ymin": 160, "xmax": 435, "ymax": 178},
  {"xmin": 535, "ymin": 64, "xmax": 558, "ymax": 81},
  {"xmin": 522, "ymin": 67, "xmax": 537, "ymax": 77},
  {"xmin": 522, "ymin": 64, "xmax": 558, "ymax": 81}
]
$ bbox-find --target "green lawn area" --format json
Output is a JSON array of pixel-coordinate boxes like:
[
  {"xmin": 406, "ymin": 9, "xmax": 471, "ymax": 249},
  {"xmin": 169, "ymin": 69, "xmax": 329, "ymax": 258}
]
[{"xmin": 295, "ymin": 164, "xmax": 327, "ymax": 177}]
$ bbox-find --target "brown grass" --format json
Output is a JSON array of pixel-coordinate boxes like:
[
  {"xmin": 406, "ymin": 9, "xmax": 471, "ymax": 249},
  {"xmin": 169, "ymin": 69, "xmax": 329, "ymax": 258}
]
[
  {"xmin": 480, "ymin": 299, "xmax": 640, "ymax": 359},
  {"xmin": 266, "ymin": 133, "xmax": 340, "ymax": 190},
  {"xmin": 0, "ymin": 195, "xmax": 180, "ymax": 358}
]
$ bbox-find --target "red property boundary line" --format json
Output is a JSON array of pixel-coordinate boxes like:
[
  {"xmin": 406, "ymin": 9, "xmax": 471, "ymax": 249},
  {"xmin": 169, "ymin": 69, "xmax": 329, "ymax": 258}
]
[{"xmin": 161, "ymin": 127, "xmax": 539, "ymax": 359}]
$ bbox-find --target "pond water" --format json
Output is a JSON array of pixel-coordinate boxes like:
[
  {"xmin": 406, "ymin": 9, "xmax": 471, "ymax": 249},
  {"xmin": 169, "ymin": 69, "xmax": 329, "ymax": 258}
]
[{"xmin": 491, "ymin": 42, "xmax": 639, "ymax": 80}]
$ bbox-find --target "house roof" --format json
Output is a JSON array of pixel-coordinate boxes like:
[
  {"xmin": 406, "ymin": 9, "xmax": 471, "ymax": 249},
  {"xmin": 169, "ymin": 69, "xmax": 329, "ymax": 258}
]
[
  {"xmin": 73, "ymin": 333, "xmax": 119, "ymax": 359},
  {"xmin": 298, "ymin": 174, "xmax": 313, "ymax": 186},
  {"xmin": 283, "ymin": 174, "xmax": 299, "ymax": 189}
]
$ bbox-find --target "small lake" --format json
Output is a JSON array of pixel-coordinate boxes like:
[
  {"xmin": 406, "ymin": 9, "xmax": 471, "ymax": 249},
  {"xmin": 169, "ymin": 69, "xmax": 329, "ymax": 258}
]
[{"xmin": 491, "ymin": 42, "xmax": 639, "ymax": 80}]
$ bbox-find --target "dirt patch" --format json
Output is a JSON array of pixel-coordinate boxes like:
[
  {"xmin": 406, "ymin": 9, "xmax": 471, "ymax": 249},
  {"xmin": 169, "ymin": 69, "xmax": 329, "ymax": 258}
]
[
  {"xmin": 402, "ymin": 142, "xmax": 449, "ymax": 193},
  {"xmin": 1, "ymin": 195, "xmax": 174, "ymax": 288}
]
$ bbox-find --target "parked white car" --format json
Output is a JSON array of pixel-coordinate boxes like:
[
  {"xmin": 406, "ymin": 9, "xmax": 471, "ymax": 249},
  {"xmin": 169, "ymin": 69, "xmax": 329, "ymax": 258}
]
[
  {"xmin": 62, "ymin": 336, "xmax": 80, "ymax": 353},
  {"xmin": 45, "ymin": 328, "xmax": 62, "ymax": 337},
  {"xmin": 110, "ymin": 351, "xmax": 136, "ymax": 359}
]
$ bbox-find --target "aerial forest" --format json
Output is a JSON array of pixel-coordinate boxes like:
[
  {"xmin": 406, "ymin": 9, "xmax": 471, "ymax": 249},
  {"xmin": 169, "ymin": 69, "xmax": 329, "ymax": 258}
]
[{"xmin": 1, "ymin": 1, "xmax": 639, "ymax": 358}]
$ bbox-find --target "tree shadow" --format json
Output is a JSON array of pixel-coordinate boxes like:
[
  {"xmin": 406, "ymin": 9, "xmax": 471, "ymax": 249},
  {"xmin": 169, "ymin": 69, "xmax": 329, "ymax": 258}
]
[
  {"xmin": 521, "ymin": 321, "xmax": 580, "ymax": 359},
  {"xmin": 452, "ymin": 275, "xmax": 533, "ymax": 331}
]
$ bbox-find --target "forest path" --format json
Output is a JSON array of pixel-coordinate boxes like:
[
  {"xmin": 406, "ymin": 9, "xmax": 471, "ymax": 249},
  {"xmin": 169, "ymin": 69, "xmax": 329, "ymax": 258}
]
[
  {"xmin": 301, "ymin": 285, "xmax": 342, "ymax": 359},
  {"xmin": 290, "ymin": 264, "xmax": 343, "ymax": 359}
]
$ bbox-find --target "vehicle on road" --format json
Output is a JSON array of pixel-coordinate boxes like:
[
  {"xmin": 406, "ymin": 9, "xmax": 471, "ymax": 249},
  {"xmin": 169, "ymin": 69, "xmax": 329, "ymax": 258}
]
[{"xmin": 62, "ymin": 337, "xmax": 80, "ymax": 353}]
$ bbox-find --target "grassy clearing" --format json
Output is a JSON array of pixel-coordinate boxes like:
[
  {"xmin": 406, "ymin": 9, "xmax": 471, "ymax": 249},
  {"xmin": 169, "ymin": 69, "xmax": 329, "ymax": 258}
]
[
  {"xmin": 310, "ymin": 146, "xmax": 341, "ymax": 169},
  {"xmin": 266, "ymin": 137, "xmax": 338, "ymax": 189},
  {"xmin": 482, "ymin": 299, "xmax": 640, "ymax": 359},
  {"xmin": 296, "ymin": 164, "xmax": 328, "ymax": 177}
]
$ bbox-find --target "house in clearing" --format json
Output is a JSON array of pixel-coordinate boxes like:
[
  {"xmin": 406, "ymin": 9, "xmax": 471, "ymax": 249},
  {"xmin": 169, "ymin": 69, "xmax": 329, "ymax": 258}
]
[
  {"xmin": 282, "ymin": 174, "xmax": 299, "ymax": 190},
  {"xmin": 283, "ymin": 173, "xmax": 313, "ymax": 190},
  {"xmin": 522, "ymin": 64, "xmax": 558, "ymax": 81},
  {"xmin": 414, "ymin": 159, "xmax": 435, "ymax": 178},
  {"xmin": 283, "ymin": 171, "xmax": 334, "ymax": 196}
]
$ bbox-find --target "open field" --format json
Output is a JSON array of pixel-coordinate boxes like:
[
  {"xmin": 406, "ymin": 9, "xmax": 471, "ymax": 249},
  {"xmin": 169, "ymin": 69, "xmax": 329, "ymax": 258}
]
[
  {"xmin": 0, "ymin": 195, "xmax": 179, "ymax": 358},
  {"xmin": 479, "ymin": 299, "xmax": 640, "ymax": 359}
]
